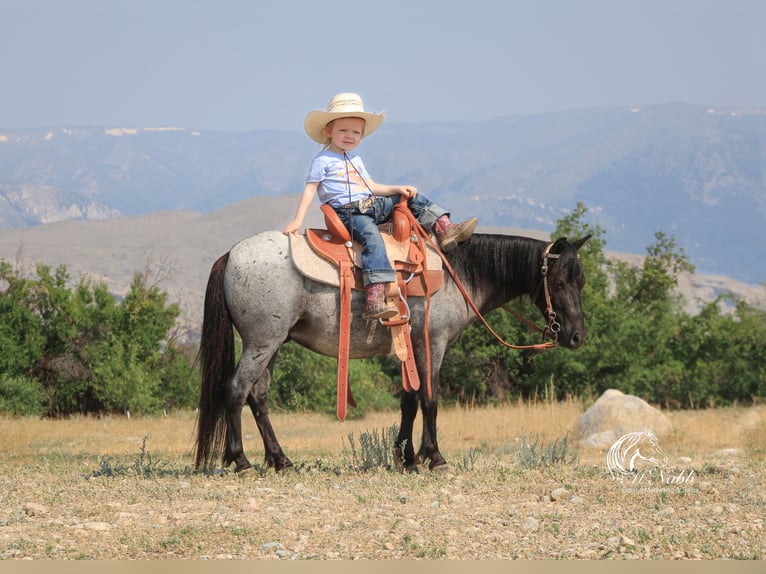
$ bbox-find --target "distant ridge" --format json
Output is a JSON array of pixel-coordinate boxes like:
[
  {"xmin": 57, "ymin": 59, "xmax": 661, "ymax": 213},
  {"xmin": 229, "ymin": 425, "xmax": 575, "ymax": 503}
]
[{"xmin": 1, "ymin": 103, "xmax": 765, "ymax": 282}]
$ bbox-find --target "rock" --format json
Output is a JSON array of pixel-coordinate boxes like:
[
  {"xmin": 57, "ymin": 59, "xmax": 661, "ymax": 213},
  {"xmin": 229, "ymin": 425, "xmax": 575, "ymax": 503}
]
[
  {"xmin": 657, "ymin": 506, "xmax": 676, "ymax": 519},
  {"xmin": 242, "ymin": 497, "xmax": 260, "ymax": 513},
  {"xmin": 521, "ymin": 517, "xmax": 539, "ymax": 532},
  {"xmin": 618, "ymin": 535, "xmax": 635, "ymax": 547},
  {"xmin": 22, "ymin": 503, "xmax": 47, "ymax": 517},
  {"xmin": 83, "ymin": 521, "xmax": 111, "ymax": 531},
  {"xmin": 575, "ymin": 389, "xmax": 672, "ymax": 447},
  {"xmin": 578, "ymin": 430, "xmax": 619, "ymax": 449},
  {"xmin": 550, "ymin": 488, "xmax": 569, "ymax": 501}
]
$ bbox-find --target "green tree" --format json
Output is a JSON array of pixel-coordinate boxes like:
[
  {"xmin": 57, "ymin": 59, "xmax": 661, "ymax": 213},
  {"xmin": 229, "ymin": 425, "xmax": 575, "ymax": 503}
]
[{"xmin": 0, "ymin": 260, "xmax": 197, "ymax": 416}]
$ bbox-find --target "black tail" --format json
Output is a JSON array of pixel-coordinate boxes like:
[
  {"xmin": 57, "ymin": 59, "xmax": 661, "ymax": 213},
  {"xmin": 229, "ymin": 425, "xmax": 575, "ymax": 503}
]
[{"xmin": 194, "ymin": 252, "xmax": 234, "ymax": 470}]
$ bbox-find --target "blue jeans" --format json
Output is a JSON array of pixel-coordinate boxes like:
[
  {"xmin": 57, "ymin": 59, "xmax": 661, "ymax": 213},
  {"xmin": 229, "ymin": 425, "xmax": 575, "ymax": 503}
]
[{"xmin": 335, "ymin": 194, "xmax": 448, "ymax": 286}]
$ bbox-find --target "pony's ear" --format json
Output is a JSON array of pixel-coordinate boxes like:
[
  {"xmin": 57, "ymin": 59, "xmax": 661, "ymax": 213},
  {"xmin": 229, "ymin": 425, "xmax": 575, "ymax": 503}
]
[{"xmin": 572, "ymin": 235, "xmax": 591, "ymax": 251}]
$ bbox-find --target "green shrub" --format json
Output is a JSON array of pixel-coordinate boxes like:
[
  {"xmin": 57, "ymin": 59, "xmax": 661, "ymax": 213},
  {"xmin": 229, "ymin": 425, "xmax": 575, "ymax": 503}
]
[
  {"xmin": 272, "ymin": 341, "xmax": 397, "ymax": 417},
  {"xmin": 0, "ymin": 375, "xmax": 46, "ymax": 416}
]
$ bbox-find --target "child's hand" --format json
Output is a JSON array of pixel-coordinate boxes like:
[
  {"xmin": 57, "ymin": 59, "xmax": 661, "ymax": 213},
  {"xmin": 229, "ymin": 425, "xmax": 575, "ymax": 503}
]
[
  {"xmin": 400, "ymin": 186, "xmax": 417, "ymax": 199},
  {"xmin": 284, "ymin": 220, "xmax": 301, "ymax": 234}
]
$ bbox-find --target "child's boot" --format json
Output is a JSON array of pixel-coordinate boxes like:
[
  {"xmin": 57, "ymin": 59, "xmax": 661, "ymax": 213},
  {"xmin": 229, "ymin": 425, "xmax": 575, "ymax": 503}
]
[
  {"xmin": 363, "ymin": 283, "xmax": 398, "ymax": 320},
  {"xmin": 433, "ymin": 215, "xmax": 478, "ymax": 252}
]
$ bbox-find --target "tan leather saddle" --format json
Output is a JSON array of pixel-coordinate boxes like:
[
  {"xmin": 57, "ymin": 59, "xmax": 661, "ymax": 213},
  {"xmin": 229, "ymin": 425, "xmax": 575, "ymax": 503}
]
[{"xmin": 289, "ymin": 202, "xmax": 444, "ymax": 420}]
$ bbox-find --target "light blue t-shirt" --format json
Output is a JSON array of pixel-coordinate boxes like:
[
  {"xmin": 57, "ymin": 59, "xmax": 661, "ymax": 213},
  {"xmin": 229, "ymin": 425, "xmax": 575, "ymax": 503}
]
[{"xmin": 307, "ymin": 150, "xmax": 372, "ymax": 208}]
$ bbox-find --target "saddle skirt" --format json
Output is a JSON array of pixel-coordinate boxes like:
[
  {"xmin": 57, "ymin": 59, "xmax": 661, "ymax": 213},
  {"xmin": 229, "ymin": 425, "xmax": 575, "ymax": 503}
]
[{"xmin": 289, "ymin": 226, "xmax": 443, "ymax": 296}]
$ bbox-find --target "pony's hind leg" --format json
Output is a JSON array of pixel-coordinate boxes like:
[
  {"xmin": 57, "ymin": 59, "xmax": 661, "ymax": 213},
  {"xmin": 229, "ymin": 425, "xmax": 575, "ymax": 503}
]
[
  {"xmin": 222, "ymin": 346, "xmax": 278, "ymax": 472},
  {"xmin": 246, "ymin": 360, "xmax": 293, "ymax": 471}
]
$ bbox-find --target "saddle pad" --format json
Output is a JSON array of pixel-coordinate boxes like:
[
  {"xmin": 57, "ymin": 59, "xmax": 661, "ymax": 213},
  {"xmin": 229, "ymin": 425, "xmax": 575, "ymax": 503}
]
[
  {"xmin": 289, "ymin": 231, "xmax": 443, "ymax": 290},
  {"xmin": 289, "ymin": 232, "xmax": 353, "ymax": 288}
]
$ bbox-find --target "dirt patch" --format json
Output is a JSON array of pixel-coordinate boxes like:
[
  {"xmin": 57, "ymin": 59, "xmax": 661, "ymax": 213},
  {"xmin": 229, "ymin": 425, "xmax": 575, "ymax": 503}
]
[{"xmin": 1, "ymin": 405, "xmax": 764, "ymax": 559}]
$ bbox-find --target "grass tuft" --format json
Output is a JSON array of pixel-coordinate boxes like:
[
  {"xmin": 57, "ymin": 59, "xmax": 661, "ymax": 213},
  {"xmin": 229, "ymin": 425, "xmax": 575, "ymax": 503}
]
[
  {"xmin": 87, "ymin": 435, "xmax": 194, "ymax": 478},
  {"xmin": 515, "ymin": 432, "xmax": 577, "ymax": 469},
  {"xmin": 343, "ymin": 424, "xmax": 403, "ymax": 472}
]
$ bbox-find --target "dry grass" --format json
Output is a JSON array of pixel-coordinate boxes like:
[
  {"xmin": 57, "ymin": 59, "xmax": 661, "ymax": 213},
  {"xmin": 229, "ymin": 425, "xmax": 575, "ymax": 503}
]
[
  {"xmin": 1, "ymin": 400, "xmax": 763, "ymax": 466},
  {"xmin": 1, "ymin": 402, "xmax": 765, "ymax": 560}
]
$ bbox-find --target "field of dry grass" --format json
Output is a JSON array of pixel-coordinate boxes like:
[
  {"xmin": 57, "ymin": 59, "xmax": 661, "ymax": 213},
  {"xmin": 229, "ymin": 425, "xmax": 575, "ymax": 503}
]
[{"xmin": 1, "ymin": 401, "xmax": 764, "ymax": 560}]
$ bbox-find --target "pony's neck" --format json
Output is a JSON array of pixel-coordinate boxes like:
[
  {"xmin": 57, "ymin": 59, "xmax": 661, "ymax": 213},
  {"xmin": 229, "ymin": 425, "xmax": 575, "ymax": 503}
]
[{"xmin": 448, "ymin": 234, "xmax": 544, "ymax": 313}]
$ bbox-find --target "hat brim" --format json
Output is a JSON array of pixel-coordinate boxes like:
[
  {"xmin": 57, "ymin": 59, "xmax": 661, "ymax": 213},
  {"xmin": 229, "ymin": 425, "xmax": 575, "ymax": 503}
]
[{"xmin": 304, "ymin": 110, "xmax": 385, "ymax": 144}]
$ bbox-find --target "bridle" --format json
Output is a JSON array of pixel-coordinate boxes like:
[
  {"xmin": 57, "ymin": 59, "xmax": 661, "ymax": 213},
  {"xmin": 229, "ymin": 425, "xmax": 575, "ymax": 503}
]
[
  {"xmin": 435, "ymin": 236, "xmax": 563, "ymax": 352},
  {"xmin": 537, "ymin": 241, "xmax": 563, "ymax": 344}
]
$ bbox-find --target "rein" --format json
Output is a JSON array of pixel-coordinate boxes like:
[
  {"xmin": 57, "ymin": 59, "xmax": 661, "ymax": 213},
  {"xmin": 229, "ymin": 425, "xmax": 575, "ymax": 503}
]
[
  {"xmin": 435, "ymin": 237, "xmax": 558, "ymax": 352},
  {"xmin": 397, "ymin": 208, "xmax": 559, "ymax": 354}
]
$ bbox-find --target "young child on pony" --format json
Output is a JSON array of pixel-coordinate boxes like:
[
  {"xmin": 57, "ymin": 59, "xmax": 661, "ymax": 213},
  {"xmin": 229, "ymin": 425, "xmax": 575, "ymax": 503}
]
[{"xmin": 284, "ymin": 92, "xmax": 477, "ymax": 320}]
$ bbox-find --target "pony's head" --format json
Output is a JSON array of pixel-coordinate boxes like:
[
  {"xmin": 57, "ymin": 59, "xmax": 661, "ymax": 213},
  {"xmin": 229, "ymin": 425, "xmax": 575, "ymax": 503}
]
[{"xmin": 531, "ymin": 236, "xmax": 589, "ymax": 349}]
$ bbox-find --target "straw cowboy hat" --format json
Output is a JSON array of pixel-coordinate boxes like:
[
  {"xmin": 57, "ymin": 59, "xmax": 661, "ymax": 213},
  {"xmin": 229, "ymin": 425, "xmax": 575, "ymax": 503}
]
[{"xmin": 304, "ymin": 92, "xmax": 385, "ymax": 144}]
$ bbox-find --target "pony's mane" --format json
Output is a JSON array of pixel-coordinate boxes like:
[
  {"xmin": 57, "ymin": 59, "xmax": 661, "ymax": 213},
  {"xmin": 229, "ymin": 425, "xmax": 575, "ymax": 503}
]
[{"xmin": 446, "ymin": 234, "xmax": 544, "ymax": 303}]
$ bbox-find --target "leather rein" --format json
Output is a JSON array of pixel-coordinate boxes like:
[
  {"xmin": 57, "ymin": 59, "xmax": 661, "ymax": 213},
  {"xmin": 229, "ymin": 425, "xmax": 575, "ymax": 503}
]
[
  {"xmin": 435, "ymin": 235, "xmax": 560, "ymax": 352},
  {"xmin": 397, "ymin": 208, "xmax": 561, "ymax": 353}
]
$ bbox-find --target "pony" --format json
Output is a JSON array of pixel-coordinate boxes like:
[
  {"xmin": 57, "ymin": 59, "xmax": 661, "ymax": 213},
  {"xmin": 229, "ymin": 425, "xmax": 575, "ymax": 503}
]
[{"xmin": 194, "ymin": 230, "xmax": 589, "ymax": 472}]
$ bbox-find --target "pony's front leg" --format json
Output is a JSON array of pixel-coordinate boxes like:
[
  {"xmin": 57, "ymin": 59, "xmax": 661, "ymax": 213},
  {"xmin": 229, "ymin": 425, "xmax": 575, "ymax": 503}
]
[
  {"xmin": 418, "ymin": 392, "xmax": 448, "ymax": 470},
  {"xmin": 246, "ymin": 365, "xmax": 293, "ymax": 471},
  {"xmin": 395, "ymin": 390, "xmax": 419, "ymax": 471}
]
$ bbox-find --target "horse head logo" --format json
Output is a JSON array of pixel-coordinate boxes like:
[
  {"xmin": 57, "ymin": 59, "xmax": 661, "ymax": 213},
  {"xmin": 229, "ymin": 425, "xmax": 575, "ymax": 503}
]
[{"xmin": 606, "ymin": 430, "xmax": 668, "ymax": 479}]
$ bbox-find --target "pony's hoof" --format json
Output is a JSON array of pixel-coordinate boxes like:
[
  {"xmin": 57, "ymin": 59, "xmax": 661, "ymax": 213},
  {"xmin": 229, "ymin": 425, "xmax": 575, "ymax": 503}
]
[{"xmin": 234, "ymin": 462, "xmax": 253, "ymax": 473}]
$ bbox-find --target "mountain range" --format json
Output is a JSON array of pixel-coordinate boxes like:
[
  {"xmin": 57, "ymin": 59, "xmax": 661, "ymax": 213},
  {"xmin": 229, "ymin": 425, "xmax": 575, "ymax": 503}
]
[
  {"xmin": 2, "ymin": 103, "xmax": 765, "ymax": 284},
  {"xmin": 1, "ymin": 103, "xmax": 765, "ymax": 333}
]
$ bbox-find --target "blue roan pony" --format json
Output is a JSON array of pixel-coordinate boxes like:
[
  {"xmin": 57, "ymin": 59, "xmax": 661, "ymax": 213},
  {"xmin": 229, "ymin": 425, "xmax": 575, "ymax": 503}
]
[{"xmin": 194, "ymin": 230, "xmax": 589, "ymax": 473}]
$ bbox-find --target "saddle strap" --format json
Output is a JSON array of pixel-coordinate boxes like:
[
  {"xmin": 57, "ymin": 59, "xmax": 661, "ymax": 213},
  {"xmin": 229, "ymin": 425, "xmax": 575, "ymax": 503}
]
[
  {"xmin": 337, "ymin": 259, "xmax": 355, "ymax": 421},
  {"xmin": 384, "ymin": 279, "xmax": 421, "ymax": 393}
]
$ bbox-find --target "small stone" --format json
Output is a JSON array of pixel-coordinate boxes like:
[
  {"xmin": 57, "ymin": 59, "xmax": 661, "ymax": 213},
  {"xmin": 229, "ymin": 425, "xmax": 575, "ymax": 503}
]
[
  {"xmin": 657, "ymin": 506, "xmax": 676, "ymax": 519},
  {"xmin": 23, "ymin": 503, "xmax": 47, "ymax": 517},
  {"xmin": 619, "ymin": 535, "xmax": 635, "ymax": 546},
  {"xmin": 550, "ymin": 488, "xmax": 569, "ymax": 501},
  {"xmin": 83, "ymin": 521, "xmax": 111, "ymax": 531},
  {"xmin": 242, "ymin": 497, "xmax": 260, "ymax": 513},
  {"xmin": 521, "ymin": 517, "xmax": 539, "ymax": 532}
]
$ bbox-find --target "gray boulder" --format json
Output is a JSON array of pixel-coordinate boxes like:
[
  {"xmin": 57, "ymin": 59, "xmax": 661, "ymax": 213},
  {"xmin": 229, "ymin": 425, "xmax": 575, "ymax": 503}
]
[{"xmin": 575, "ymin": 389, "xmax": 672, "ymax": 448}]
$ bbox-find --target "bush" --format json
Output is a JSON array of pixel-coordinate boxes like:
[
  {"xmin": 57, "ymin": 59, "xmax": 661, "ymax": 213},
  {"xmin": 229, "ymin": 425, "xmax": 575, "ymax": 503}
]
[
  {"xmin": 0, "ymin": 375, "xmax": 46, "ymax": 416},
  {"xmin": 0, "ymin": 261, "xmax": 195, "ymax": 416},
  {"xmin": 271, "ymin": 341, "xmax": 397, "ymax": 417}
]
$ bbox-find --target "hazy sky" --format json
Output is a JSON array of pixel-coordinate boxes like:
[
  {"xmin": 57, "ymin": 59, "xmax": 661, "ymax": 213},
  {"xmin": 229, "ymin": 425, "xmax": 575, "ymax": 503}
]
[{"xmin": 1, "ymin": 0, "xmax": 764, "ymax": 131}]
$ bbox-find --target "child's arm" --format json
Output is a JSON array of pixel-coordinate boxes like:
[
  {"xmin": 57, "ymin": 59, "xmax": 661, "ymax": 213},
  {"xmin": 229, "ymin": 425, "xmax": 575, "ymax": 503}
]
[
  {"xmin": 367, "ymin": 179, "xmax": 417, "ymax": 199},
  {"xmin": 284, "ymin": 182, "xmax": 319, "ymax": 234}
]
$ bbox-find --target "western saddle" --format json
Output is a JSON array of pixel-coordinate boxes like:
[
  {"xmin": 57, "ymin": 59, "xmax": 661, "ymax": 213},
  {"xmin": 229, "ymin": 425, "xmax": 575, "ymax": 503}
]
[{"xmin": 299, "ymin": 202, "xmax": 443, "ymax": 421}]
